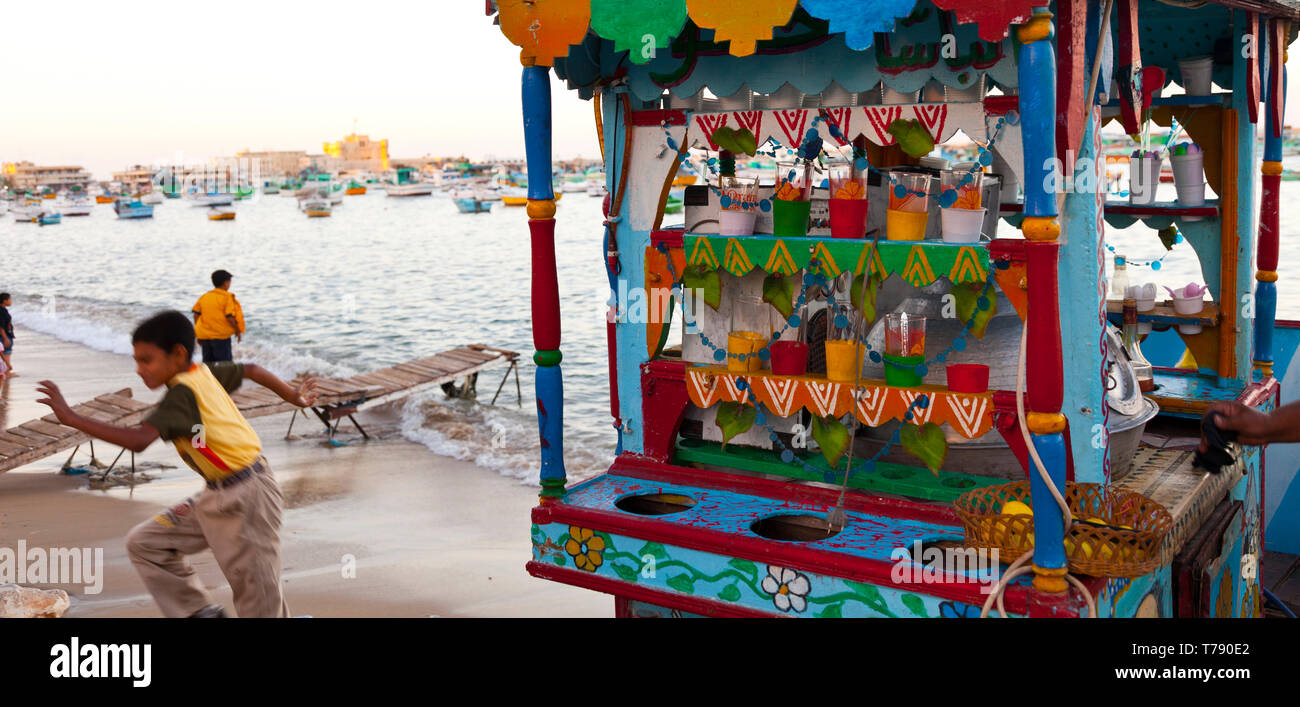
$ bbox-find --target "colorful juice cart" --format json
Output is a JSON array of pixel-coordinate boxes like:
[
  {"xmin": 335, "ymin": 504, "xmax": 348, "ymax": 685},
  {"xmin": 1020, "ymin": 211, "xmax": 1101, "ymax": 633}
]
[{"xmin": 491, "ymin": 0, "xmax": 1299, "ymax": 617}]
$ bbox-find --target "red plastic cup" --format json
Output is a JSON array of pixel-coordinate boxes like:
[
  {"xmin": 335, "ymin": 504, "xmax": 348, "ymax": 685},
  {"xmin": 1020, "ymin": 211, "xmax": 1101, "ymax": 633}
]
[
  {"xmin": 829, "ymin": 198, "xmax": 869, "ymax": 239},
  {"xmin": 946, "ymin": 363, "xmax": 989, "ymax": 393},
  {"xmin": 770, "ymin": 341, "xmax": 809, "ymax": 376}
]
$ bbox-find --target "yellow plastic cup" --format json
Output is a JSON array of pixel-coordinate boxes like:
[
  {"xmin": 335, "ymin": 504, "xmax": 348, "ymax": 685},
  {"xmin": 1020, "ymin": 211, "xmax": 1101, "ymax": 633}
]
[
  {"xmin": 886, "ymin": 208, "xmax": 929, "ymax": 241},
  {"xmin": 824, "ymin": 340, "xmax": 862, "ymax": 382},
  {"xmin": 727, "ymin": 331, "xmax": 766, "ymax": 373}
]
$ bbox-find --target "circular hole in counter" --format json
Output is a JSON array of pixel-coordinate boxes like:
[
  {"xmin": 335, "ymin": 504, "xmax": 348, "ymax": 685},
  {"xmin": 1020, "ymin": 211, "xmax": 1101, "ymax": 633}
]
[
  {"xmin": 881, "ymin": 467, "xmax": 914, "ymax": 480},
  {"xmin": 615, "ymin": 493, "xmax": 698, "ymax": 516},
  {"xmin": 750, "ymin": 514, "xmax": 842, "ymax": 541},
  {"xmin": 941, "ymin": 477, "xmax": 976, "ymax": 489}
]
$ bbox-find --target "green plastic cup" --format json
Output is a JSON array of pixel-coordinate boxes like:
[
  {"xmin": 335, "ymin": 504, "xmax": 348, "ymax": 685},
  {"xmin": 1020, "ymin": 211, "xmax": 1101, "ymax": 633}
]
[
  {"xmin": 772, "ymin": 199, "xmax": 812, "ymax": 237},
  {"xmin": 883, "ymin": 353, "xmax": 925, "ymax": 387}
]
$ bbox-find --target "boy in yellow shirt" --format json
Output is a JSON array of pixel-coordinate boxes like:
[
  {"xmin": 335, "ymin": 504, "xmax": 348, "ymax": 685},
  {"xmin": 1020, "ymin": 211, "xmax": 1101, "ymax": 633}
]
[
  {"xmin": 192, "ymin": 269, "xmax": 244, "ymax": 362},
  {"xmin": 37, "ymin": 310, "xmax": 317, "ymax": 618}
]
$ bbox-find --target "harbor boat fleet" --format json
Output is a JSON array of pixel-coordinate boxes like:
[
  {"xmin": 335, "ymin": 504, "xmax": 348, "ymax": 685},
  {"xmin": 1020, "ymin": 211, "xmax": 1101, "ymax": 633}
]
[{"xmin": 0, "ymin": 161, "xmax": 609, "ymax": 225}]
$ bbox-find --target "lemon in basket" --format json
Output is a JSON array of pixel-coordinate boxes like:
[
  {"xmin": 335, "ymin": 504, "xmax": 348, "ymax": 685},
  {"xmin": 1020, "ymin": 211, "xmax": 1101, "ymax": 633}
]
[{"xmin": 1001, "ymin": 500, "xmax": 1033, "ymax": 516}]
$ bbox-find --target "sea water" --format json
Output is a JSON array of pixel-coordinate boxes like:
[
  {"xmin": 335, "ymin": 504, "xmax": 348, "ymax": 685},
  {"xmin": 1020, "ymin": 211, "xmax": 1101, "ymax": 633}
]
[{"xmin": 4, "ymin": 175, "xmax": 1299, "ymax": 485}]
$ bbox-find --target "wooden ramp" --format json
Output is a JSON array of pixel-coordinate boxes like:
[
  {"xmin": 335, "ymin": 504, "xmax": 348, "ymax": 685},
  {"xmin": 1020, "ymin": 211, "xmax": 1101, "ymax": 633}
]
[
  {"xmin": 0, "ymin": 344, "xmax": 519, "ymax": 476},
  {"xmin": 0, "ymin": 389, "xmax": 152, "ymax": 476}
]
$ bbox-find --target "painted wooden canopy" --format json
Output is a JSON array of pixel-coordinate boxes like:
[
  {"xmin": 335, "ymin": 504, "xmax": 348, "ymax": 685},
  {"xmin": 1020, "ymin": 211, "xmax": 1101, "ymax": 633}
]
[{"xmin": 493, "ymin": 0, "xmax": 1032, "ymax": 66}]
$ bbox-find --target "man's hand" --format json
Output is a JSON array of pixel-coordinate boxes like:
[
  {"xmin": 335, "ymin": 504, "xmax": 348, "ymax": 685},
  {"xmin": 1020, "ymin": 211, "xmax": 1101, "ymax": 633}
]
[
  {"xmin": 35, "ymin": 380, "xmax": 74, "ymax": 423},
  {"xmin": 1200, "ymin": 401, "xmax": 1275, "ymax": 449},
  {"xmin": 293, "ymin": 376, "xmax": 319, "ymax": 408}
]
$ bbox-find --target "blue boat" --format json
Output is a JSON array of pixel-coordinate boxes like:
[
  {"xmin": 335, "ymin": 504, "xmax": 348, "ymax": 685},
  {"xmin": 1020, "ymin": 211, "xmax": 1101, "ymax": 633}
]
[
  {"xmin": 37, "ymin": 211, "xmax": 61, "ymax": 226},
  {"xmin": 455, "ymin": 197, "xmax": 492, "ymax": 214},
  {"xmin": 113, "ymin": 198, "xmax": 154, "ymax": 219}
]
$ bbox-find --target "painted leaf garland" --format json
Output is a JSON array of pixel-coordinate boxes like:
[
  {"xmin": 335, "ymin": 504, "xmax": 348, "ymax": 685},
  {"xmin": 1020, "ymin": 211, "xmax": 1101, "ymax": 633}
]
[
  {"xmin": 952, "ymin": 282, "xmax": 996, "ymax": 338},
  {"xmin": 590, "ymin": 0, "xmax": 689, "ymax": 65},
  {"xmin": 715, "ymin": 401, "xmax": 757, "ymax": 449},
  {"xmin": 886, "ymin": 118, "xmax": 935, "ymax": 158},
  {"xmin": 811, "ymin": 414, "xmax": 850, "ymax": 469},
  {"xmin": 762, "ymin": 273, "xmax": 795, "ymax": 319},
  {"xmin": 682, "ymin": 263, "xmax": 721, "ymax": 310},
  {"xmin": 900, "ymin": 422, "xmax": 948, "ymax": 476},
  {"xmin": 849, "ymin": 273, "xmax": 878, "ymax": 324},
  {"xmin": 710, "ymin": 126, "xmax": 760, "ymax": 156},
  {"xmin": 686, "ymin": 0, "xmax": 799, "ymax": 57}
]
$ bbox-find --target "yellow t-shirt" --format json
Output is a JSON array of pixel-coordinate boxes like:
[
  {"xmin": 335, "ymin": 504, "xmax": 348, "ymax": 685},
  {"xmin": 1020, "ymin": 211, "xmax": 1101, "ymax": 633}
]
[
  {"xmin": 144, "ymin": 363, "xmax": 262, "ymax": 481},
  {"xmin": 191, "ymin": 289, "xmax": 245, "ymax": 340}
]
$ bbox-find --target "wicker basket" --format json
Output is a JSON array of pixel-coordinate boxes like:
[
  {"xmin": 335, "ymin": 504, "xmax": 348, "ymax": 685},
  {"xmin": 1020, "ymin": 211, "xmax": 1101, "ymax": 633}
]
[{"xmin": 952, "ymin": 481, "xmax": 1173, "ymax": 579}]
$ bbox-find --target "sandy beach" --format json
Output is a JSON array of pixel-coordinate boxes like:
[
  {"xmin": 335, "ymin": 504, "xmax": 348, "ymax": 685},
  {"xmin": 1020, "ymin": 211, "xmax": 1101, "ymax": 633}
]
[{"xmin": 0, "ymin": 326, "xmax": 608, "ymax": 618}]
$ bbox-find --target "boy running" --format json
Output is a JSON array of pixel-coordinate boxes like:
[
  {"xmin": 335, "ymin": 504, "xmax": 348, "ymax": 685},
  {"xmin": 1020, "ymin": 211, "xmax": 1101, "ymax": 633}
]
[{"xmin": 36, "ymin": 310, "xmax": 317, "ymax": 617}]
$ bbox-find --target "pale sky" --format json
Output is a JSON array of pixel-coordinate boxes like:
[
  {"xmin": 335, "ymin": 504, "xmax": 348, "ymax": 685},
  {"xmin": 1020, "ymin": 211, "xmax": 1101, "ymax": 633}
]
[
  {"xmin": 4, "ymin": 1, "xmax": 1300, "ymax": 180},
  {"xmin": 0, "ymin": 0, "xmax": 596, "ymax": 179}
]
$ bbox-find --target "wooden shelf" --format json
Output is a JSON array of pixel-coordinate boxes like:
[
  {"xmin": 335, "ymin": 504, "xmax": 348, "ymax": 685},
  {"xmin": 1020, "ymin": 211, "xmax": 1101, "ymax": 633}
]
[
  {"xmin": 1101, "ymin": 200, "xmax": 1219, "ymax": 219},
  {"xmin": 1000, "ymin": 200, "xmax": 1219, "ymax": 220},
  {"xmin": 1101, "ymin": 94, "xmax": 1230, "ymax": 108},
  {"xmin": 1105, "ymin": 300, "xmax": 1220, "ymax": 327}
]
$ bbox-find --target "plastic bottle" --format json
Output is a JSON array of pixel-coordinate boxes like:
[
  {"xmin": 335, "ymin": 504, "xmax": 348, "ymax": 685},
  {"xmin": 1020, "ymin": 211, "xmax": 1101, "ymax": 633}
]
[{"xmin": 1111, "ymin": 254, "xmax": 1131, "ymax": 299}]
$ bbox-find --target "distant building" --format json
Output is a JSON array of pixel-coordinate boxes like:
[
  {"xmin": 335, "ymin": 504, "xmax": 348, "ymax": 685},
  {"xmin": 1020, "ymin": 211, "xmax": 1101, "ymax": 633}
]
[
  {"xmin": 235, "ymin": 149, "xmax": 308, "ymax": 179},
  {"xmin": 322, "ymin": 133, "xmax": 388, "ymax": 172},
  {"xmin": 112, "ymin": 165, "xmax": 157, "ymax": 193},
  {"xmin": 302, "ymin": 154, "xmax": 342, "ymax": 174},
  {"xmin": 3, "ymin": 161, "xmax": 93, "ymax": 193}
]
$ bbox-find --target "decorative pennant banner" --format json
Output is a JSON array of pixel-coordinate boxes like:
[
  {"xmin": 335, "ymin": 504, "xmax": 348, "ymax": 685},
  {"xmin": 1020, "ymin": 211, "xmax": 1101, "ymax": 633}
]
[
  {"xmin": 686, "ymin": 102, "xmax": 988, "ymax": 152},
  {"xmin": 686, "ymin": 365, "xmax": 995, "ymax": 439},
  {"xmin": 685, "ymin": 236, "xmax": 991, "ymax": 285}
]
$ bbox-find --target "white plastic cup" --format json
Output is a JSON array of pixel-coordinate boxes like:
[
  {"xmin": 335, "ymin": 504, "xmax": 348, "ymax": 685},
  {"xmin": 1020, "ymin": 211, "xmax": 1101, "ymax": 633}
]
[
  {"xmin": 1129, "ymin": 155, "xmax": 1161, "ymax": 206},
  {"xmin": 1175, "ymin": 180, "xmax": 1206, "ymax": 208},
  {"xmin": 1172, "ymin": 294, "xmax": 1205, "ymax": 315},
  {"xmin": 940, "ymin": 207, "xmax": 986, "ymax": 243},
  {"xmin": 1178, "ymin": 56, "xmax": 1214, "ymax": 96},
  {"xmin": 719, "ymin": 209, "xmax": 757, "ymax": 236},
  {"xmin": 1170, "ymin": 152, "xmax": 1204, "ymax": 187}
]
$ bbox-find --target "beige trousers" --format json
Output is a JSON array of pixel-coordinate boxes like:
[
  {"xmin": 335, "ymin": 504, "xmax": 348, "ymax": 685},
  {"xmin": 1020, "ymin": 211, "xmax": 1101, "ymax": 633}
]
[{"xmin": 126, "ymin": 460, "xmax": 289, "ymax": 618}]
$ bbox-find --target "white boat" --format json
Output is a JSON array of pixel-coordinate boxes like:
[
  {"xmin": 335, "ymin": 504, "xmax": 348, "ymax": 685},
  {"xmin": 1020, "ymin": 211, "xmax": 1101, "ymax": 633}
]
[
  {"xmin": 383, "ymin": 167, "xmax": 435, "ymax": 197},
  {"xmin": 57, "ymin": 198, "xmax": 94, "ymax": 216},
  {"xmin": 11, "ymin": 203, "xmax": 40, "ymax": 222},
  {"xmin": 587, "ymin": 182, "xmax": 606, "ymax": 197},
  {"xmin": 141, "ymin": 191, "xmax": 164, "ymax": 205},
  {"xmin": 189, "ymin": 192, "xmax": 235, "ymax": 207}
]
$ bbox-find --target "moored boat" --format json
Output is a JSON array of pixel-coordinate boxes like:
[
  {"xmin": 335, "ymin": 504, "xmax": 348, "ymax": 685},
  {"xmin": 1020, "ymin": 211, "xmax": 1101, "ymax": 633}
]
[
  {"xmin": 453, "ymin": 190, "xmax": 492, "ymax": 213},
  {"xmin": 189, "ymin": 192, "xmax": 235, "ymax": 207},
  {"xmin": 57, "ymin": 198, "xmax": 94, "ymax": 216},
  {"xmin": 302, "ymin": 198, "xmax": 332, "ymax": 217},
  {"xmin": 113, "ymin": 198, "xmax": 154, "ymax": 219},
  {"xmin": 208, "ymin": 206, "xmax": 235, "ymax": 221},
  {"xmin": 383, "ymin": 168, "xmax": 435, "ymax": 197}
]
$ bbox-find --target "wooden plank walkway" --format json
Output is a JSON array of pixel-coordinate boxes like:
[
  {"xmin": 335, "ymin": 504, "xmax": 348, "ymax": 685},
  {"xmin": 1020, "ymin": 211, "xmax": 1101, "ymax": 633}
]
[{"xmin": 0, "ymin": 344, "xmax": 518, "ymax": 475}]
